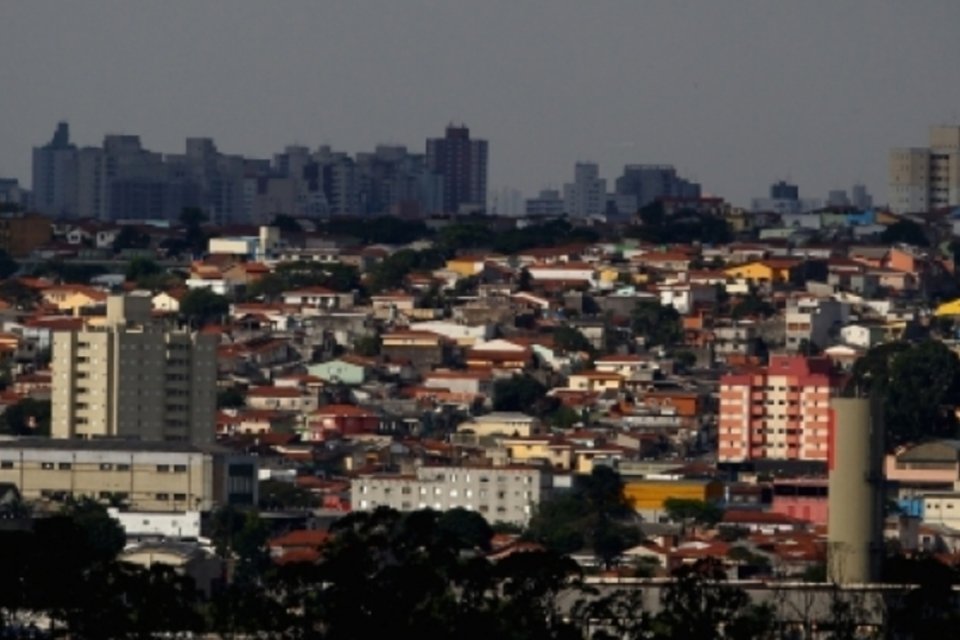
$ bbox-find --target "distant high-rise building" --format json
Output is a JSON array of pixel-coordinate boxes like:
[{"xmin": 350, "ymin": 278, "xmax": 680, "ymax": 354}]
[
  {"xmin": 491, "ymin": 186, "xmax": 523, "ymax": 216},
  {"xmin": 0, "ymin": 178, "xmax": 28, "ymax": 209},
  {"xmin": 826, "ymin": 189, "xmax": 851, "ymax": 208},
  {"xmin": 525, "ymin": 189, "xmax": 565, "ymax": 217},
  {"xmin": 426, "ymin": 124, "xmax": 488, "ymax": 214},
  {"xmin": 889, "ymin": 126, "xmax": 960, "ymax": 213},
  {"xmin": 563, "ymin": 162, "xmax": 606, "ymax": 217},
  {"xmin": 32, "ymin": 122, "xmax": 79, "ymax": 217},
  {"xmin": 51, "ymin": 293, "xmax": 218, "ymax": 444},
  {"xmin": 614, "ymin": 164, "xmax": 700, "ymax": 209},
  {"xmin": 751, "ymin": 180, "xmax": 820, "ymax": 214},
  {"xmin": 29, "ymin": 123, "xmax": 458, "ymax": 221},
  {"xmin": 770, "ymin": 180, "xmax": 799, "ymax": 201},
  {"xmin": 850, "ymin": 183, "xmax": 873, "ymax": 210}
]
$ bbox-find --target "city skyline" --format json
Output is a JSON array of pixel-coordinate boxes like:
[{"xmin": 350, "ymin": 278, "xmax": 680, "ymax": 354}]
[{"xmin": 4, "ymin": 3, "xmax": 960, "ymax": 208}]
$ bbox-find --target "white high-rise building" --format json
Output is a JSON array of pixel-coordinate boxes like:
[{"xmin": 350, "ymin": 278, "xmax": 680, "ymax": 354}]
[
  {"xmin": 51, "ymin": 293, "xmax": 218, "ymax": 444},
  {"xmin": 563, "ymin": 162, "xmax": 606, "ymax": 217}
]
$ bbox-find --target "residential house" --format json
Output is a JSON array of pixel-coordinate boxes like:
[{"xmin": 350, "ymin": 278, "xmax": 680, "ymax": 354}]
[
  {"xmin": 306, "ymin": 404, "xmax": 381, "ymax": 440},
  {"xmin": 308, "ymin": 357, "xmax": 371, "ymax": 386},
  {"xmin": 465, "ymin": 339, "xmax": 532, "ymax": 374},
  {"xmin": 457, "ymin": 412, "xmax": 541, "ymax": 438},
  {"xmin": 246, "ymin": 386, "xmax": 319, "ymax": 414},
  {"xmin": 566, "ymin": 370, "xmax": 624, "ymax": 394},
  {"xmin": 282, "ymin": 286, "xmax": 355, "ymax": 311},
  {"xmin": 381, "ymin": 331, "xmax": 451, "ymax": 370}
]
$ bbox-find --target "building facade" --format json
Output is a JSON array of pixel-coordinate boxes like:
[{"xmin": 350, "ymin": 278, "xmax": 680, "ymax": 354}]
[
  {"xmin": 0, "ymin": 438, "xmax": 256, "ymax": 512},
  {"xmin": 889, "ymin": 125, "xmax": 960, "ymax": 214},
  {"xmin": 51, "ymin": 294, "xmax": 218, "ymax": 444},
  {"xmin": 718, "ymin": 355, "xmax": 838, "ymax": 463},
  {"xmin": 563, "ymin": 162, "xmax": 606, "ymax": 217},
  {"xmin": 426, "ymin": 124, "xmax": 488, "ymax": 214},
  {"xmin": 351, "ymin": 465, "xmax": 544, "ymax": 526}
]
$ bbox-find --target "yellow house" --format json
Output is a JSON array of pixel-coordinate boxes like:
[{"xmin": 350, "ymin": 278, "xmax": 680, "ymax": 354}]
[
  {"xmin": 501, "ymin": 436, "xmax": 573, "ymax": 470},
  {"xmin": 56, "ymin": 289, "xmax": 108, "ymax": 315},
  {"xmin": 724, "ymin": 259, "xmax": 799, "ymax": 284},
  {"xmin": 624, "ymin": 478, "xmax": 724, "ymax": 514},
  {"xmin": 935, "ymin": 298, "xmax": 960, "ymax": 317},
  {"xmin": 566, "ymin": 370, "xmax": 624, "ymax": 393},
  {"xmin": 445, "ymin": 256, "xmax": 489, "ymax": 277}
]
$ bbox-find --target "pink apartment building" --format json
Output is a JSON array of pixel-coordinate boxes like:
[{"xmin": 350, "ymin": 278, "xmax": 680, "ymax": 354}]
[{"xmin": 718, "ymin": 355, "xmax": 840, "ymax": 462}]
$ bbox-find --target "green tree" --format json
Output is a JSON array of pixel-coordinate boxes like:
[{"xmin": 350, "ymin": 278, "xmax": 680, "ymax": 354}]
[
  {"xmin": 493, "ymin": 374, "xmax": 556, "ymax": 415},
  {"xmin": 125, "ymin": 256, "xmax": 162, "ymax": 284},
  {"xmin": 60, "ymin": 496, "xmax": 126, "ymax": 564},
  {"xmin": 632, "ymin": 300, "xmax": 682, "ymax": 346},
  {"xmin": 217, "ymin": 385, "xmax": 246, "ymax": 409},
  {"xmin": 664, "ymin": 498, "xmax": 724, "ymax": 527},
  {"xmin": 847, "ymin": 340, "xmax": 960, "ymax": 448},
  {"xmin": 180, "ymin": 287, "xmax": 229, "ymax": 326},
  {"xmin": 554, "ymin": 325, "xmax": 595, "ymax": 355},
  {"xmin": 437, "ymin": 507, "xmax": 494, "ymax": 551},
  {"xmin": 526, "ymin": 466, "xmax": 640, "ymax": 567},
  {"xmin": 179, "ymin": 207, "xmax": 209, "ymax": 256},
  {"xmin": 353, "ymin": 333, "xmax": 382, "ymax": 357},
  {"xmin": 271, "ymin": 213, "xmax": 303, "ymax": 233},
  {"xmin": 112, "ymin": 225, "xmax": 150, "ymax": 253},
  {"xmin": 0, "ymin": 249, "xmax": 18, "ymax": 279},
  {"xmin": 731, "ymin": 291, "xmax": 776, "ymax": 320},
  {"xmin": 881, "ymin": 219, "xmax": 929, "ymax": 247},
  {"xmin": 652, "ymin": 558, "xmax": 774, "ymax": 639},
  {"xmin": 0, "ymin": 279, "xmax": 40, "ymax": 308},
  {"xmin": 0, "ymin": 398, "xmax": 51, "ymax": 436}
]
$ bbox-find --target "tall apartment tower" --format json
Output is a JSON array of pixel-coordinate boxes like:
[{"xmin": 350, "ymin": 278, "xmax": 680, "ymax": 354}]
[
  {"xmin": 718, "ymin": 354, "xmax": 840, "ymax": 463},
  {"xmin": 563, "ymin": 162, "xmax": 607, "ymax": 217},
  {"xmin": 51, "ymin": 293, "xmax": 218, "ymax": 444},
  {"xmin": 426, "ymin": 124, "xmax": 488, "ymax": 214},
  {"xmin": 31, "ymin": 122, "xmax": 79, "ymax": 217},
  {"xmin": 889, "ymin": 125, "xmax": 960, "ymax": 214}
]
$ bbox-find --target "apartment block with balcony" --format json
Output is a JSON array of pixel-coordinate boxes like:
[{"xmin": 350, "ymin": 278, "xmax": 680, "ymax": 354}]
[
  {"xmin": 351, "ymin": 465, "xmax": 545, "ymax": 526},
  {"xmin": 718, "ymin": 355, "xmax": 839, "ymax": 463},
  {"xmin": 51, "ymin": 293, "xmax": 218, "ymax": 444}
]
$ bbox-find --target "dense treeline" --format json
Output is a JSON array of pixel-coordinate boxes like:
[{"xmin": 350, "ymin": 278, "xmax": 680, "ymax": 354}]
[{"xmin": 3, "ymin": 496, "xmax": 960, "ymax": 638}]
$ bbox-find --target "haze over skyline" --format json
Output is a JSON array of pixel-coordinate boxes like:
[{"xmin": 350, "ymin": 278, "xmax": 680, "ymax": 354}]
[{"xmin": 3, "ymin": 1, "xmax": 960, "ymax": 209}]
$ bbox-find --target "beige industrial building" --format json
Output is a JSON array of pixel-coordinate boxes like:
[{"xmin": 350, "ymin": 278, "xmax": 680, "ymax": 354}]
[
  {"xmin": 0, "ymin": 437, "xmax": 257, "ymax": 512},
  {"xmin": 51, "ymin": 293, "xmax": 218, "ymax": 444},
  {"xmin": 351, "ymin": 465, "xmax": 545, "ymax": 526},
  {"xmin": 889, "ymin": 125, "xmax": 960, "ymax": 213}
]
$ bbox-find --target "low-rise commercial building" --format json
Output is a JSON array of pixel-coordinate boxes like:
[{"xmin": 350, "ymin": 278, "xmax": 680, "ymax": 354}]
[{"xmin": 0, "ymin": 438, "xmax": 257, "ymax": 512}]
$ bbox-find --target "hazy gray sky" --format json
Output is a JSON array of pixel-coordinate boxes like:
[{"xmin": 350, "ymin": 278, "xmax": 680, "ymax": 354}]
[{"xmin": 3, "ymin": 1, "xmax": 960, "ymax": 207}]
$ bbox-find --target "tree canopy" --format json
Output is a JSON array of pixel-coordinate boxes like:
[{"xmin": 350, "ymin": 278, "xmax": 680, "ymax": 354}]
[
  {"xmin": 631, "ymin": 301, "xmax": 682, "ymax": 347},
  {"xmin": 881, "ymin": 219, "xmax": 929, "ymax": 247},
  {"xmin": 526, "ymin": 466, "xmax": 640, "ymax": 567},
  {"xmin": 179, "ymin": 288, "xmax": 229, "ymax": 326},
  {"xmin": 847, "ymin": 340, "xmax": 960, "ymax": 448}
]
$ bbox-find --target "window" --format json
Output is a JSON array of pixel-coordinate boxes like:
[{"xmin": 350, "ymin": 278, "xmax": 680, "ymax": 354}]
[
  {"xmin": 155, "ymin": 493, "xmax": 170, "ymax": 501},
  {"xmin": 58, "ymin": 462, "xmax": 71, "ymax": 470},
  {"xmin": 116, "ymin": 464, "xmax": 130, "ymax": 471},
  {"xmin": 41, "ymin": 462, "xmax": 55, "ymax": 470},
  {"xmin": 0, "ymin": 461, "xmax": 13, "ymax": 470},
  {"xmin": 156, "ymin": 465, "xmax": 170, "ymax": 473},
  {"xmin": 99, "ymin": 463, "xmax": 113, "ymax": 471},
  {"xmin": 173, "ymin": 493, "xmax": 187, "ymax": 501},
  {"xmin": 173, "ymin": 464, "xmax": 187, "ymax": 473}
]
